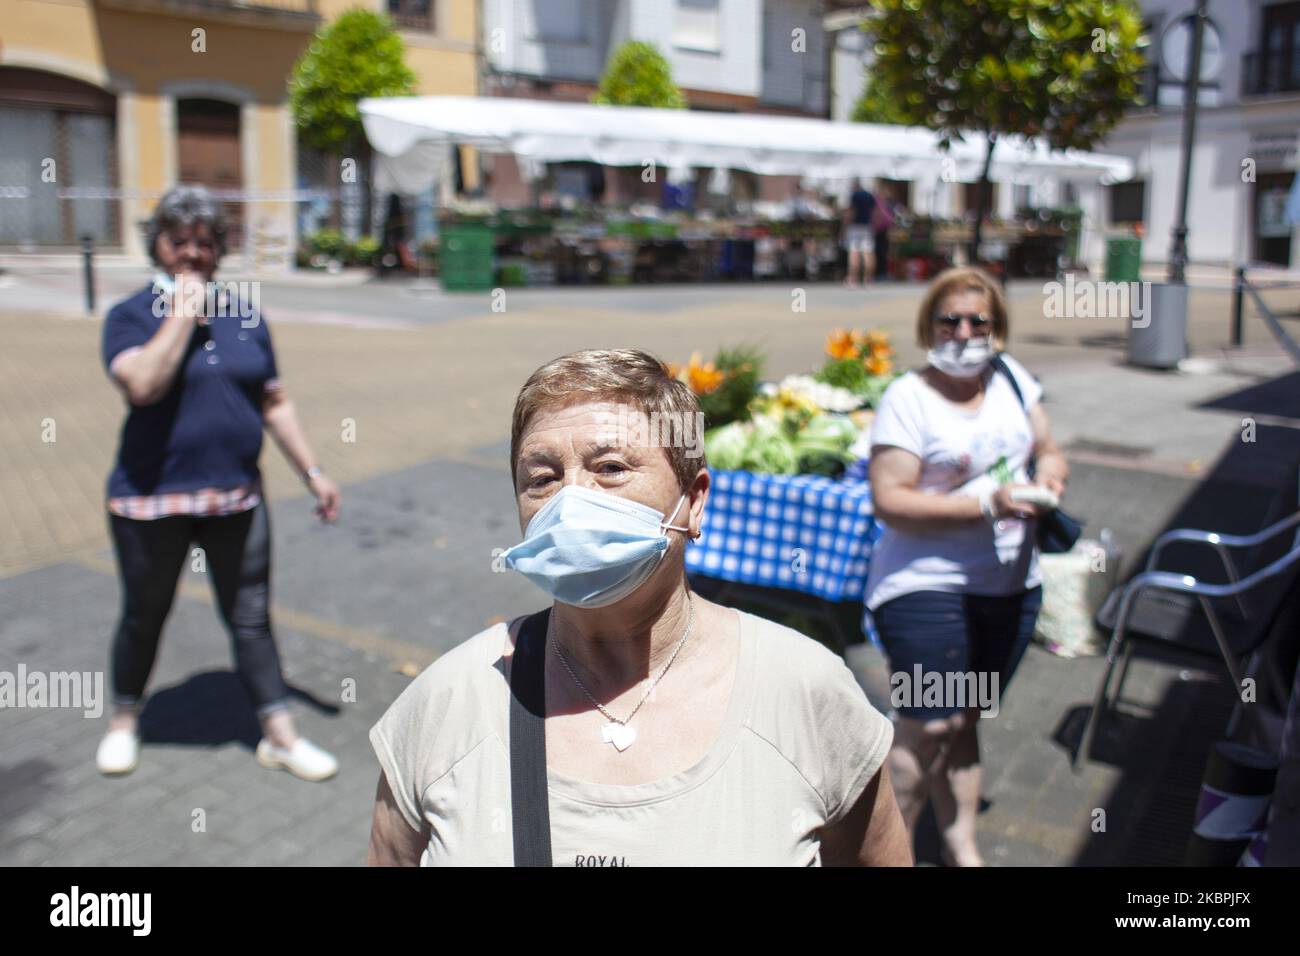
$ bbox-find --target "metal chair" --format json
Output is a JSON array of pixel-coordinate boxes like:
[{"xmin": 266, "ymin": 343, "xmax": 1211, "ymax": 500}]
[{"xmin": 1074, "ymin": 509, "xmax": 1300, "ymax": 771}]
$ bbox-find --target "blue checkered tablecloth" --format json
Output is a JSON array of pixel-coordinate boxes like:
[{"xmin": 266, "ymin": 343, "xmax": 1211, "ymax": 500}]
[{"xmin": 686, "ymin": 469, "xmax": 882, "ymax": 602}]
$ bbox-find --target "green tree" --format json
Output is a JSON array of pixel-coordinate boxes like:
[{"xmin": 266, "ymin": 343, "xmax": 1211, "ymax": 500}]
[
  {"xmin": 855, "ymin": 0, "xmax": 1145, "ymax": 261},
  {"xmin": 593, "ymin": 41, "xmax": 687, "ymax": 108},
  {"xmin": 851, "ymin": 76, "xmax": 914, "ymax": 126},
  {"xmin": 290, "ymin": 8, "xmax": 416, "ymax": 154}
]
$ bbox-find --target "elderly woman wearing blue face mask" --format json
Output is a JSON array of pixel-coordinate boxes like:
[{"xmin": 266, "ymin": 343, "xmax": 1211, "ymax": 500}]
[
  {"xmin": 366, "ymin": 348, "xmax": 911, "ymax": 867},
  {"xmin": 865, "ymin": 266, "xmax": 1069, "ymax": 866}
]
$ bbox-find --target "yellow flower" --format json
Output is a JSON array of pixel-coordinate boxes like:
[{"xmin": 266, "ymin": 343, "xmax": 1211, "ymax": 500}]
[
  {"xmin": 826, "ymin": 329, "xmax": 859, "ymax": 361},
  {"xmin": 865, "ymin": 355, "xmax": 892, "ymax": 377}
]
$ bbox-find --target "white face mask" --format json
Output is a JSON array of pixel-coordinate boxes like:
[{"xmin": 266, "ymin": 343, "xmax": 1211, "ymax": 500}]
[{"xmin": 927, "ymin": 337, "xmax": 993, "ymax": 378}]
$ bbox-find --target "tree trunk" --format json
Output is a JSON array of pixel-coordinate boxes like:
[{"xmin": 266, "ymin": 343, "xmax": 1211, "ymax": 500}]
[{"xmin": 970, "ymin": 130, "xmax": 998, "ymax": 265}]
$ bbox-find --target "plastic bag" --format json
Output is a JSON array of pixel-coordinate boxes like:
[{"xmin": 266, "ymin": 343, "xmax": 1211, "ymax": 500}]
[{"xmin": 1033, "ymin": 530, "xmax": 1122, "ymax": 658}]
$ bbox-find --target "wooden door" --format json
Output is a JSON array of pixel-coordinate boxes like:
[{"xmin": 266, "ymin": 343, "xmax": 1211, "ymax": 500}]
[{"xmin": 176, "ymin": 98, "xmax": 242, "ymax": 251}]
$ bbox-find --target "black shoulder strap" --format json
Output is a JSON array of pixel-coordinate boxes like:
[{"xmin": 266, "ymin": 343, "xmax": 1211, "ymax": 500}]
[
  {"xmin": 509, "ymin": 609, "xmax": 552, "ymax": 867},
  {"xmin": 989, "ymin": 352, "xmax": 1025, "ymax": 409}
]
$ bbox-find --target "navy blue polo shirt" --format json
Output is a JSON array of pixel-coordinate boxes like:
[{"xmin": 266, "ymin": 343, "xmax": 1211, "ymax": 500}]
[
  {"xmin": 849, "ymin": 189, "xmax": 877, "ymax": 226},
  {"xmin": 101, "ymin": 284, "xmax": 279, "ymax": 498}
]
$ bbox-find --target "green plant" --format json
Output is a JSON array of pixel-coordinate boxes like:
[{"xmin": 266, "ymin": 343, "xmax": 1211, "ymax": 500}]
[
  {"xmin": 814, "ymin": 360, "xmax": 898, "ymax": 410},
  {"xmin": 854, "ymin": 0, "xmax": 1145, "ymax": 261},
  {"xmin": 592, "ymin": 41, "xmax": 687, "ymax": 109},
  {"xmin": 306, "ymin": 228, "xmax": 346, "ymax": 260},
  {"xmin": 350, "ymin": 235, "xmax": 380, "ymax": 266},
  {"xmin": 695, "ymin": 346, "xmax": 764, "ymax": 429},
  {"xmin": 289, "ymin": 9, "xmax": 416, "ymax": 155}
]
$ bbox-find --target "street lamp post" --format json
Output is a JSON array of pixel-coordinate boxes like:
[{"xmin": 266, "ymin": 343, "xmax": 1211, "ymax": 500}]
[{"xmin": 1168, "ymin": 0, "xmax": 1210, "ymax": 284}]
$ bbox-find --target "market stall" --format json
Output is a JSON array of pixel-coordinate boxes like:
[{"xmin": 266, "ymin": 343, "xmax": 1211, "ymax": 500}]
[
  {"xmin": 656, "ymin": 329, "xmax": 897, "ymax": 649},
  {"xmin": 685, "ymin": 469, "xmax": 882, "ymax": 650},
  {"xmin": 357, "ymin": 96, "xmax": 1134, "ymax": 290}
]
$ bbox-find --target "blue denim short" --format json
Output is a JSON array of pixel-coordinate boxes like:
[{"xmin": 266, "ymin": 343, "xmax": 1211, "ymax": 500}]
[{"xmin": 868, "ymin": 587, "xmax": 1043, "ymax": 720}]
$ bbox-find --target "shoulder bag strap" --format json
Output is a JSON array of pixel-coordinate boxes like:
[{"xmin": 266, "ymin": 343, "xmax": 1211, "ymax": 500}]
[
  {"xmin": 509, "ymin": 608, "xmax": 553, "ymax": 867},
  {"xmin": 989, "ymin": 352, "xmax": 1025, "ymax": 408}
]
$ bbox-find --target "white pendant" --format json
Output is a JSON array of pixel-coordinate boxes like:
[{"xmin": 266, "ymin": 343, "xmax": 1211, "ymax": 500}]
[{"xmin": 601, "ymin": 722, "xmax": 636, "ymax": 751}]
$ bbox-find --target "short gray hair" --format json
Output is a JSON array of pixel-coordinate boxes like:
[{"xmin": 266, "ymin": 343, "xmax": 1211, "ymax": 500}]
[
  {"xmin": 145, "ymin": 185, "xmax": 228, "ymax": 266},
  {"xmin": 510, "ymin": 349, "xmax": 708, "ymax": 494}
]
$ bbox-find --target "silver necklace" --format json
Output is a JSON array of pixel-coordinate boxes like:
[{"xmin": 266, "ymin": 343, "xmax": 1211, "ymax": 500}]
[{"xmin": 548, "ymin": 597, "xmax": 696, "ymax": 752}]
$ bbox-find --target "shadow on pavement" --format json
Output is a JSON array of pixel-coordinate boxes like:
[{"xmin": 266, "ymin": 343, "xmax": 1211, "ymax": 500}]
[
  {"xmin": 1064, "ymin": 673, "xmax": 1233, "ymax": 866},
  {"xmin": 1198, "ymin": 370, "xmax": 1300, "ymax": 421},
  {"xmin": 137, "ymin": 672, "xmax": 339, "ymax": 749}
]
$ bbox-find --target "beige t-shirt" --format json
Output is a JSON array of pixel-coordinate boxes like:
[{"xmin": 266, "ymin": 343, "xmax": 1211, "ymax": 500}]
[{"xmin": 368, "ymin": 609, "xmax": 893, "ymax": 866}]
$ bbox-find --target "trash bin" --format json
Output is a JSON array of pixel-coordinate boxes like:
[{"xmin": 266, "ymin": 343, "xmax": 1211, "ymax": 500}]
[
  {"xmin": 1127, "ymin": 282, "xmax": 1188, "ymax": 369},
  {"xmin": 1105, "ymin": 236, "xmax": 1142, "ymax": 283},
  {"xmin": 439, "ymin": 222, "xmax": 495, "ymax": 292}
]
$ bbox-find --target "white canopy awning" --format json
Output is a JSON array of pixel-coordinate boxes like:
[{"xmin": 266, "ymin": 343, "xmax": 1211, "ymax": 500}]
[{"xmin": 359, "ymin": 95, "xmax": 1134, "ymax": 194}]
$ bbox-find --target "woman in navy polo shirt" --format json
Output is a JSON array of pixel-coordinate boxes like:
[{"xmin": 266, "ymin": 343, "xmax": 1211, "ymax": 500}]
[{"xmin": 96, "ymin": 185, "xmax": 341, "ymax": 782}]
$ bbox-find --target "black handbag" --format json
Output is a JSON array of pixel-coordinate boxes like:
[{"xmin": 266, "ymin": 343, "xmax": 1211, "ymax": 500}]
[
  {"xmin": 509, "ymin": 609, "xmax": 553, "ymax": 867},
  {"xmin": 990, "ymin": 354, "xmax": 1084, "ymax": 554}
]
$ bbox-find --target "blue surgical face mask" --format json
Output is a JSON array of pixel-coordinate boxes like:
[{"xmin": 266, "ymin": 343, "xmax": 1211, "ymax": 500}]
[{"xmin": 500, "ymin": 485, "xmax": 690, "ymax": 609}]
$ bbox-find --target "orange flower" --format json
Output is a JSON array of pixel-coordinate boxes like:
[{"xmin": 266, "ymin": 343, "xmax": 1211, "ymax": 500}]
[
  {"xmin": 826, "ymin": 329, "xmax": 858, "ymax": 360},
  {"xmin": 865, "ymin": 355, "xmax": 892, "ymax": 377},
  {"xmin": 862, "ymin": 330, "xmax": 890, "ymax": 351},
  {"xmin": 685, "ymin": 352, "xmax": 725, "ymax": 395}
]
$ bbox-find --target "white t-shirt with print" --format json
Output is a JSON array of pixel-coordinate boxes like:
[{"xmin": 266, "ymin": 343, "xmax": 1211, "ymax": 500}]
[{"xmin": 863, "ymin": 353, "xmax": 1043, "ymax": 611}]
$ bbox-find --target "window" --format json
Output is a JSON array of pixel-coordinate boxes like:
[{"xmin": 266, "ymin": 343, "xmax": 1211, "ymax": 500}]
[
  {"xmin": 674, "ymin": 0, "xmax": 720, "ymax": 53},
  {"xmin": 1135, "ymin": 17, "xmax": 1160, "ymax": 107},
  {"xmin": 1110, "ymin": 180, "xmax": 1146, "ymax": 224},
  {"xmin": 1255, "ymin": 1, "xmax": 1300, "ymax": 93},
  {"xmin": 0, "ymin": 67, "xmax": 119, "ymax": 247},
  {"xmin": 1012, "ymin": 183, "xmax": 1032, "ymax": 213},
  {"xmin": 526, "ymin": 0, "xmax": 586, "ymax": 42},
  {"xmin": 387, "ymin": 0, "xmax": 433, "ymax": 32}
]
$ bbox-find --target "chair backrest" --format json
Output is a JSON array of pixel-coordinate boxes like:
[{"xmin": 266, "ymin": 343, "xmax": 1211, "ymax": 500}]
[{"xmin": 1096, "ymin": 421, "xmax": 1300, "ymax": 633}]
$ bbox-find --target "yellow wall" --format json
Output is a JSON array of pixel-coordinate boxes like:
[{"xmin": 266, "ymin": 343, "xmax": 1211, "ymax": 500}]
[{"xmin": 0, "ymin": 0, "xmax": 480, "ymax": 264}]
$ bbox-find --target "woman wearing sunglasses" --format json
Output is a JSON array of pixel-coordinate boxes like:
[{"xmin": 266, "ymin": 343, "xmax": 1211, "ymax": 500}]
[{"xmin": 863, "ymin": 266, "xmax": 1069, "ymax": 865}]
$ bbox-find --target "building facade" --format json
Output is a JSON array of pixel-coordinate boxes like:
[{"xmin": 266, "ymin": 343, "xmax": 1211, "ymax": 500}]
[
  {"xmin": 827, "ymin": 0, "xmax": 1300, "ymax": 272},
  {"xmin": 0, "ymin": 0, "xmax": 478, "ymax": 268},
  {"xmin": 1104, "ymin": 0, "xmax": 1300, "ymax": 271},
  {"xmin": 479, "ymin": 0, "xmax": 829, "ymax": 206}
]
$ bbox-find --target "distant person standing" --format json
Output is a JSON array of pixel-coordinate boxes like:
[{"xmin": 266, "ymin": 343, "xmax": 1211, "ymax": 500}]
[
  {"xmin": 872, "ymin": 188, "xmax": 897, "ymax": 281},
  {"xmin": 842, "ymin": 179, "xmax": 877, "ymax": 288},
  {"xmin": 95, "ymin": 185, "xmax": 342, "ymax": 782},
  {"xmin": 378, "ymin": 193, "xmax": 407, "ymax": 277}
]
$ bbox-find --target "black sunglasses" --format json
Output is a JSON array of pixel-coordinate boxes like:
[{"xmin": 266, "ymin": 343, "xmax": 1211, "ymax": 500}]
[{"xmin": 934, "ymin": 312, "xmax": 991, "ymax": 331}]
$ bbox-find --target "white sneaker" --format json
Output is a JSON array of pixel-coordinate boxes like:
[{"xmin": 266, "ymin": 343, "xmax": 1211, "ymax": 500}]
[
  {"xmin": 255, "ymin": 737, "xmax": 338, "ymax": 782},
  {"xmin": 96, "ymin": 729, "xmax": 140, "ymax": 775}
]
